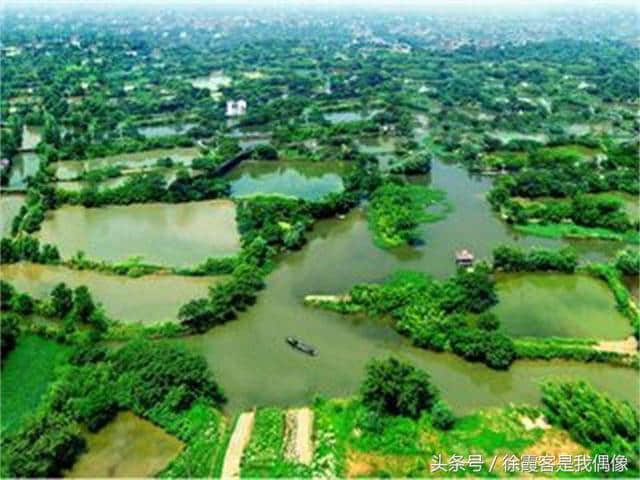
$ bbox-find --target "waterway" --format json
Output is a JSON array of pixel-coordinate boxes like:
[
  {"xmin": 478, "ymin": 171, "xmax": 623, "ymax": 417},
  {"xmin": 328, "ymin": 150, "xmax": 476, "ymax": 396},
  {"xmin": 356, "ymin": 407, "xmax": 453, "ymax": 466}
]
[{"xmin": 181, "ymin": 159, "xmax": 635, "ymax": 413}]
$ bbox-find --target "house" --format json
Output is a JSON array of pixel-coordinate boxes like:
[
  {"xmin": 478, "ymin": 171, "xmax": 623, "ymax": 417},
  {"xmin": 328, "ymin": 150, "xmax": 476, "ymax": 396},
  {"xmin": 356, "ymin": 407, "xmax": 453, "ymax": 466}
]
[
  {"xmin": 226, "ymin": 99, "xmax": 247, "ymax": 117},
  {"xmin": 455, "ymin": 249, "xmax": 474, "ymax": 267}
]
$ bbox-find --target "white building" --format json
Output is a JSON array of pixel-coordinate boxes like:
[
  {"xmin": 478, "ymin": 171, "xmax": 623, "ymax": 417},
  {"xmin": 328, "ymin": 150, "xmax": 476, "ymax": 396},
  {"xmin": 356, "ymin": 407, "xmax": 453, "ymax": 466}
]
[{"xmin": 226, "ymin": 99, "xmax": 247, "ymax": 117}]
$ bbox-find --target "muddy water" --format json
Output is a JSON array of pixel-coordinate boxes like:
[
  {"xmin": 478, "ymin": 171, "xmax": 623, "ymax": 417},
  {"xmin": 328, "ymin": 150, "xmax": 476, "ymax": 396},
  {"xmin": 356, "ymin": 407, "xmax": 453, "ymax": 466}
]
[
  {"xmin": 1, "ymin": 263, "xmax": 223, "ymax": 324},
  {"xmin": 0, "ymin": 194, "xmax": 25, "ymax": 236},
  {"xmin": 66, "ymin": 411, "xmax": 183, "ymax": 478},
  {"xmin": 35, "ymin": 200, "xmax": 241, "ymax": 266},
  {"xmin": 493, "ymin": 273, "xmax": 631, "ymax": 339},
  {"xmin": 181, "ymin": 160, "xmax": 636, "ymax": 413},
  {"xmin": 227, "ymin": 161, "xmax": 345, "ymax": 200}
]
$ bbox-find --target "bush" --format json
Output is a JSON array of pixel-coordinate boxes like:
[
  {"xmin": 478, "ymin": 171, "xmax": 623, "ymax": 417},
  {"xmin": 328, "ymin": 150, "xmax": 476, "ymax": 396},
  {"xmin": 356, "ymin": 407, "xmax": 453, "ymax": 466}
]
[
  {"xmin": 493, "ymin": 245, "xmax": 577, "ymax": 273},
  {"xmin": 431, "ymin": 400, "xmax": 455, "ymax": 430},
  {"xmin": 542, "ymin": 381, "xmax": 639, "ymax": 465},
  {"xmin": 361, "ymin": 357, "xmax": 438, "ymax": 418},
  {"xmin": 616, "ymin": 248, "xmax": 640, "ymax": 276},
  {"xmin": 1, "ymin": 313, "xmax": 20, "ymax": 359}
]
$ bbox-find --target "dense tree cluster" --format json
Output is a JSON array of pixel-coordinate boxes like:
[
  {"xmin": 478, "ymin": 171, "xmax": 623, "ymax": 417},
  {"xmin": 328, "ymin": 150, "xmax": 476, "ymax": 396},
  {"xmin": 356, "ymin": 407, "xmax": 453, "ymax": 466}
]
[
  {"xmin": 542, "ymin": 381, "xmax": 639, "ymax": 469},
  {"xmin": 492, "ymin": 245, "xmax": 578, "ymax": 273}
]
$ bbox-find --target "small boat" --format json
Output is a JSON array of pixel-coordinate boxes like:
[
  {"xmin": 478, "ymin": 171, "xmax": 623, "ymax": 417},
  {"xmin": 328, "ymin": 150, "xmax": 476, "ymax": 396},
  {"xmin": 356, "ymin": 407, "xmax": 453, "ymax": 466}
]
[{"xmin": 286, "ymin": 336, "xmax": 317, "ymax": 356}]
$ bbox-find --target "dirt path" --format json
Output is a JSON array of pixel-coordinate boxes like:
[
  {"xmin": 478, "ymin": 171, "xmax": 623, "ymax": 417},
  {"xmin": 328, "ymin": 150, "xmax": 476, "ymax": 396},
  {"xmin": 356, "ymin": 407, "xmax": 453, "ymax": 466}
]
[
  {"xmin": 221, "ymin": 411, "xmax": 255, "ymax": 478},
  {"xmin": 284, "ymin": 408, "xmax": 314, "ymax": 465},
  {"xmin": 304, "ymin": 294, "xmax": 351, "ymax": 304},
  {"xmin": 594, "ymin": 335, "xmax": 638, "ymax": 355}
]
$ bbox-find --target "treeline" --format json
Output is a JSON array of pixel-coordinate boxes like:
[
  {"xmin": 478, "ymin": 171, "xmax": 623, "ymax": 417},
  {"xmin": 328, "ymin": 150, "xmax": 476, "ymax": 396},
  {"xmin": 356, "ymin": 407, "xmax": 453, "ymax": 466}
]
[
  {"xmin": 492, "ymin": 245, "xmax": 578, "ymax": 273},
  {"xmin": 57, "ymin": 171, "xmax": 230, "ymax": 208},
  {"xmin": 0, "ymin": 235, "xmax": 60, "ymax": 265},
  {"xmin": 0, "ymin": 280, "xmax": 108, "ymax": 339},
  {"xmin": 0, "ymin": 340, "xmax": 225, "ymax": 478}
]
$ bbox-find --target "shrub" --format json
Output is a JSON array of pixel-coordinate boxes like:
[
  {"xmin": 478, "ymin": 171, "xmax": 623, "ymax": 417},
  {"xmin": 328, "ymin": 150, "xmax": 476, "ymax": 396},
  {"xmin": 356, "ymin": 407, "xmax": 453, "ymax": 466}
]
[
  {"xmin": 361, "ymin": 357, "xmax": 438, "ymax": 418},
  {"xmin": 431, "ymin": 400, "xmax": 455, "ymax": 430}
]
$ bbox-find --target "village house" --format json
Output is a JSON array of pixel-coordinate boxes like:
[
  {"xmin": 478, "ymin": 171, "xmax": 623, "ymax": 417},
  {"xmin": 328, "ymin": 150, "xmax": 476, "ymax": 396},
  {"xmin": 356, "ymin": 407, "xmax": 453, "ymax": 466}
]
[{"xmin": 226, "ymin": 99, "xmax": 247, "ymax": 117}]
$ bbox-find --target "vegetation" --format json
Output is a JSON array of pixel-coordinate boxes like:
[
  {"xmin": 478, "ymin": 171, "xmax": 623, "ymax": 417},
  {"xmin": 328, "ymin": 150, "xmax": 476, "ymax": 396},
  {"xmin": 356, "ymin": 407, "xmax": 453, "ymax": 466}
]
[
  {"xmin": 492, "ymin": 245, "xmax": 578, "ymax": 273},
  {"xmin": 1, "ymin": 335, "xmax": 71, "ymax": 434},
  {"xmin": 361, "ymin": 357, "xmax": 440, "ymax": 418},
  {"xmin": 1, "ymin": 339, "xmax": 225, "ymax": 478},
  {"xmin": 542, "ymin": 381, "xmax": 639, "ymax": 469},
  {"xmin": 367, "ymin": 181, "xmax": 448, "ymax": 248}
]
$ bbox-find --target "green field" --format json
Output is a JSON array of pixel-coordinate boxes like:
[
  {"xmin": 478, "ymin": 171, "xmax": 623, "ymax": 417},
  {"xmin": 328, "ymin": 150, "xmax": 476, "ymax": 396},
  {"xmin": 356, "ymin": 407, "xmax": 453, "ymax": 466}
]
[{"xmin": 1, "ymin": 335, "xmax": 71, "ymax": 433}]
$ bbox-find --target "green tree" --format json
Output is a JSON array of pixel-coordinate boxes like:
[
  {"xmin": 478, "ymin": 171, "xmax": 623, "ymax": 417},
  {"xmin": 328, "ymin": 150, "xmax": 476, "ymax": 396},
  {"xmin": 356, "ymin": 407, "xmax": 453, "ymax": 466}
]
[
  {"xmin": 72, "ymin": 286, "xmax": 95, "ymax": 323},
  {"xmin": 361, "ymin": 357, "xmax": 438, "ymax": 418},
  {"xmin": 51, "ymin": 283, "xmax": 74, "ymax": 318}
]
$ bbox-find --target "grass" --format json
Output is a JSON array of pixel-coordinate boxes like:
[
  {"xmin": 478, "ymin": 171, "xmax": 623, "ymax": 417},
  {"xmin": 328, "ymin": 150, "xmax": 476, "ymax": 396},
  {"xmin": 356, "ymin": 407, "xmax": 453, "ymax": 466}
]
[
  {"xmin": 0, "ymin": 334, "xmax": 71, "ymax": 434},
  {"xmin": 514, "ymin": 222, "xmax": 625, "ymax": 241},
  {"xmin": 312, "ymin": 398, "xmax": 556, "ymax": 478}
]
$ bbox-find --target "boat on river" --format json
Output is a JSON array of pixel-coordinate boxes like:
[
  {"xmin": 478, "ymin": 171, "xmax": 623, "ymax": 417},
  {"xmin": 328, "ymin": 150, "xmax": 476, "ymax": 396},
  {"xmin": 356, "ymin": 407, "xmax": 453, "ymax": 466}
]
[{"xmin": 286, "ymin": 336, "xmax": 317, "ymax": 356}]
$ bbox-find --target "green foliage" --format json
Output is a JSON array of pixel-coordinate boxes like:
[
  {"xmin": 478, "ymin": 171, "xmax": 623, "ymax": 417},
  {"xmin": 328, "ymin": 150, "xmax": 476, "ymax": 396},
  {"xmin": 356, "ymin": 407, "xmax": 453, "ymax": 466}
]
[
  {"xmin": 513, "ymin": 337, "xmax": 633, "ymax": 367},
  {"xmin": 110, "ymin": 340, "xmax": 226, "ymax": 412},
  {"xmin": 50, "ymin": 283, "xmax": 74, "ymax": 318},
  {"xmin": 361, "ymin": 357, "xmax": 439, "ymax": 418},
  {"xmin": 0, "ymin": 280, "xmax": 16, "ymax": 310},
  {"xmin": 9, "ymin": 292, "xmax": 34, "ymax": 315},
  {"xmin": 493, "ymin": 245, "xmax": 578, "ymax": 273},
  {"xmin": 431, "ymin": 399, "xmax": 456, "ymax": 430},
  {"xmin": 1, "ymin": 313, "xmax": 20, "ymax": 359},
  {"xmin": 616, "ymin": 248, "xmax": 640, "ymax": 276},
  {"xmin": 542, "ymin": 381, "xmax": 639, "ymax": 466},
  {"xmin": 241, "ymin": 408, "xmax": 286, "ymax": 477},
  {"xmin": 368, "ymin": 181, "xmax": 448, "ymax": 248},
  {"xmin": 1, "ymin": 411, "xmax": 85, "ymax": 478},
  {"xmin": 0, "ymin": 235, "xmax": 60, "ymax": 265},
  {"xmin": 1, "ymin": 335, "xmax": 71, "ymax": 433}
]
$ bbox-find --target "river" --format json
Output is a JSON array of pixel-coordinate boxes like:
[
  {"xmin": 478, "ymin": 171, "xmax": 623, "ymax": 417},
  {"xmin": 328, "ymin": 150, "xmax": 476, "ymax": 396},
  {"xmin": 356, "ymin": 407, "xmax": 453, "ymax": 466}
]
[{"xmin": 181, "ymin": 158, "xmax": 636, "ymax": 413}]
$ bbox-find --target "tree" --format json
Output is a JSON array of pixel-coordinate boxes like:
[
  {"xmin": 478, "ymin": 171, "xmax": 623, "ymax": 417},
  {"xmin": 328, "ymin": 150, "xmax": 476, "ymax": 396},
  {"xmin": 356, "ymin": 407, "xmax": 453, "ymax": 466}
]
[
  {"xmin": 361, "ymin": 357, "xmax": 438, "ymax": 418},
  {"xmin": 431, "ymin": 399, "xmax": 455, "ymax": 430},
  {"xmin": 1, "ymin": 313, "xmax": 20, "ymax": 359},
  {"xmin": 72, "ymin": 286, "xmax": 95, "ymax": 323},
  {"xmin": 178, "ymin": 297, "xmax": 217, "ymax": 332},
  {"xmin": 484, "ymin": 333, "xmax": 516, "ymax": 369},
  {"xmin": 51, "ymin": 283, "xmax": 74, "ymax": 318},
  {"xmin": 10, "ymin": 293, "xmax": 34, "ymax": 315},
  {"xmin": 1, "ymin": 280, "xmax": 16, "ymax": 310}
]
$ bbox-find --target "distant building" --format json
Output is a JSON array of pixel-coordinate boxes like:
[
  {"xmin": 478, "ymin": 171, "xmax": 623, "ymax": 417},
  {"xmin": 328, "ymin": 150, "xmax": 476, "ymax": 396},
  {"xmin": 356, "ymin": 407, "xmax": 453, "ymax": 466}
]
[
  {"xmin": 455, "ymin": 249, "xmax": 474, "ymax": 267},
  {"xmin": 226, "ymin": 99, "xmax": 247, "ymax": 117}
]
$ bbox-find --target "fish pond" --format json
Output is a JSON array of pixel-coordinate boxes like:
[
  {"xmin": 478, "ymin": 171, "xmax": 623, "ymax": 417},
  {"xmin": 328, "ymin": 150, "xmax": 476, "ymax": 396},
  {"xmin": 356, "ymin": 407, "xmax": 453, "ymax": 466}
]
[
  {"xmin": 1, "ymin": 263, "xmax": 223, "ymax": 324},
  {"xmin": 227, "ymin": 161, "xmax": 346, "ymax": 200},
  {"xmin": 0, "ymin": 194, "xmax": 25, "ymax": 236},
  {"xmin": 51, "ymin": 147, "xmax": 199, "ymax": 180},
  {"xmin": 35, "ymin": 199, "xmax": 241, "ymax": 266},
  {"xmin": 66, "ymin": 411, "xmax": 184, "ymax": 478},
  {"xmin": 492, "ymin": 273, "xmax": 631, "ymax": 339}
]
